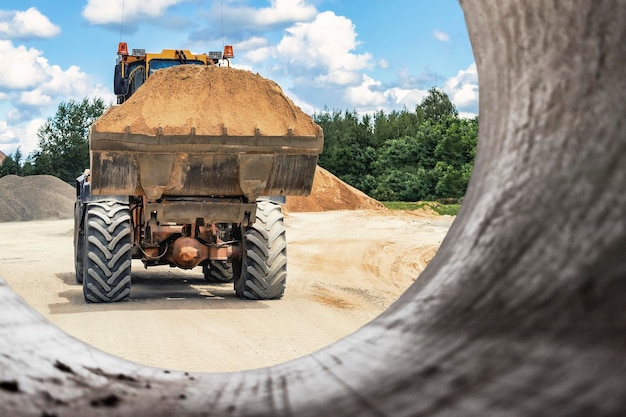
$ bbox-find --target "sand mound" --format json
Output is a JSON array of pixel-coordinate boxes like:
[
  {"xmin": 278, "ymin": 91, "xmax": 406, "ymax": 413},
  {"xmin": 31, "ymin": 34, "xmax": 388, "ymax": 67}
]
[
  {"xmin": 0, "ymin": 175, "xmax": 76, "ymax": 223},
  {"xmin": 285, "ymin": 166, "xmax": 385, "ymax": 212},
  {"xmin": 94, "ymin": 65, "xmax": 320, "ymax": 137}
]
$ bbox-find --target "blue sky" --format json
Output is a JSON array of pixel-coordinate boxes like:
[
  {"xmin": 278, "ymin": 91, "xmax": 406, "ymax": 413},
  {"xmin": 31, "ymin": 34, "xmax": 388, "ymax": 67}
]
[{"xmin": 0, "ymin": 0, "xmax": 477, "ymax": 157}]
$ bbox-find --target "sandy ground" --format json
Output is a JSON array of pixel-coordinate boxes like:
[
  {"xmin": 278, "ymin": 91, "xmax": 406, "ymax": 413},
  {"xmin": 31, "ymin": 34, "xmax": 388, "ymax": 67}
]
[{"xmin": 0, "ymin": 209, "xmax": 453, "ymax": 373}]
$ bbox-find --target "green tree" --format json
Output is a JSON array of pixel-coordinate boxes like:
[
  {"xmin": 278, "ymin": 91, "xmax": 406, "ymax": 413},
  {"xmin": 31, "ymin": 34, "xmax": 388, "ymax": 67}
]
[
  {"xmin": 432, "ymin": 117, "xmax": 478, "ymax": 199},
  {"xmin": 0, "ymin": 148, "xmax": 22, "ymax": 177},
  {"xmin": 373, "ymin": 109, "xmax": 419, "ymax": 144},
  {"xmin": 314, "ymin": 89, "xmax": 478, "ymax": 202},
  {"xmin": 434, "ymin": 117, "xmax": 478, "ymax": 166},
  {"xmin": 31, "ymin": 97, "xmax": 108, "ymax": 183},
  {"xmin": 416, "ymin": 87, "xmax": 458, "ymax": 124},
  {"xmin": 0, "ymin": 147, "xmax": 36, "ymax": 177},
  {"xmin": 314, "ymin": 109, "xmax": 378, "ymax": 193},
  {"xmin": 433, "ymin": 161, "xmax": 473, "ymax": 199},
  {"xmin": 371, "ymin": 92, "xmax": 477, "ymax": 201},
  {"xmin": 372, "ymin": 124, "xmax": 443, "ymax": 201}
]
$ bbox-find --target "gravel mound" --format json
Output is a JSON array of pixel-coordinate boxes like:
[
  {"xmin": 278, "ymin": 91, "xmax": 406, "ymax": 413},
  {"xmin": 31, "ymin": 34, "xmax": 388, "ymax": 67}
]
[
  {"xmin": 0, "ymin": 175, "xmax": 75, "ymax": 223},
  {"xmin": 285, "ymin": 166, "xmax": 384, "ymax": 212}
]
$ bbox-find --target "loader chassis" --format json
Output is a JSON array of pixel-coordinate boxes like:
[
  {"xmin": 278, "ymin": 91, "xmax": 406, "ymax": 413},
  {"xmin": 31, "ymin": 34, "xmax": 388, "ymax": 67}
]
[{"xmin": 75, "ymin": 174, "xmax": 289, "ymax": 302}]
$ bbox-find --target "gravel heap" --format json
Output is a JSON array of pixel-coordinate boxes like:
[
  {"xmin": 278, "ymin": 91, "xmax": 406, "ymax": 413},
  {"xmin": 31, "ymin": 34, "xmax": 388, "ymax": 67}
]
[
  {"xmin": 0, "ymin": 175, "xmax": 75, "ymax": 223},
  {"xmin": 93, "ymin": 65, "xmax": 320, "ymax": 137}
]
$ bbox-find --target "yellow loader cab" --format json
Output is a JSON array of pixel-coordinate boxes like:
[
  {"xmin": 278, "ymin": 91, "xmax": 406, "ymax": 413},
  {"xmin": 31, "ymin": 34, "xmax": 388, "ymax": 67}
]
[{"xmin": 113, "ymin": 42, "xmax": 234, "ymax": 104}]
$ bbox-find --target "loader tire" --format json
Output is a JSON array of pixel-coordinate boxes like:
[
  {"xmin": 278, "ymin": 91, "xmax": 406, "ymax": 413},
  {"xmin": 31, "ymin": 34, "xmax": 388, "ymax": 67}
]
[
  {"xmin": 234, "ymin": 201, "xmax": 287, "ymax": 300},
  {"xmin": 82, "ymin": 201, "xmax": 132, "ymax": 303},
  {"xmin": 74, "ymin": 201, "xmax": 85, "ymax": 284},
  {"xmin": 203, "ymin": 261, "xmax": 234, "ymax": 283}
]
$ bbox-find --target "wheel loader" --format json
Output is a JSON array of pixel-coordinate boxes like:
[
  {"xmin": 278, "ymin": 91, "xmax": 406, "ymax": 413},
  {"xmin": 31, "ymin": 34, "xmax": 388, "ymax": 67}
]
[{"xmin": 74, "ymin": 42, "xmax": 323, "ymax": 303}]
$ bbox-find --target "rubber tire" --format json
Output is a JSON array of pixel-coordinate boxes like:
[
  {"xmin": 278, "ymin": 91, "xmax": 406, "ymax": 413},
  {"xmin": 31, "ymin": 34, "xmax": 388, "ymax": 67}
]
[
  {"xmin": 203, "ymin": 261, "xmax": 234, "ymax": 283},
  {"xmin": 82, "ymin": 201, "xmax": 132, "ymax": 303},
  {"xmin": 234, "ymin": 201, "xmax": 287, "ymax": 300},
  {"xmin": 74, "ymin": 201, "xmax": 85, "ymax": 284}
]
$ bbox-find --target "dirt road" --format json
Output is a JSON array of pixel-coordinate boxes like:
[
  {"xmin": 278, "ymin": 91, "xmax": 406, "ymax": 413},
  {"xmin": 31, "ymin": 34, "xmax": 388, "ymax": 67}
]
[{"xmin": 0, "ymin": 210, "xmax": 452, "ymax": 373}]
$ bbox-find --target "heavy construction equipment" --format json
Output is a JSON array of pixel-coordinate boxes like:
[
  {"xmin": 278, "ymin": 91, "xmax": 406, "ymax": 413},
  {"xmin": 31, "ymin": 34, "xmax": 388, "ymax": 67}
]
[{"xmin": 74, "ymin": 42, "xmax": 323, "ymax": 303}]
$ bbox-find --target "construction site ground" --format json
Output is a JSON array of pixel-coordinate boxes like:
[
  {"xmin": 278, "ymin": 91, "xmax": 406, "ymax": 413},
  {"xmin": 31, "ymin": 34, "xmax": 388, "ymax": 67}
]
[{"xmin": 0, "ymin": 172, "xmax": 453, "ymax": 373}]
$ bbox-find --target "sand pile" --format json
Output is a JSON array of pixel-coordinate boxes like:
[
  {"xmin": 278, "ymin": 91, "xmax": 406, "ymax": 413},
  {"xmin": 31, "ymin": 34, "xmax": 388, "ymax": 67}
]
[
  {"xmin": 94, "ymin": 65, "xmax": 321, "ymax": 137},
  {"xmin": 285, "ymin": 166, "xmax": 385, "ymax": 212},
  {"xmin": 0, "ymin": 175, "xmax": 75, "ymax": 222}
]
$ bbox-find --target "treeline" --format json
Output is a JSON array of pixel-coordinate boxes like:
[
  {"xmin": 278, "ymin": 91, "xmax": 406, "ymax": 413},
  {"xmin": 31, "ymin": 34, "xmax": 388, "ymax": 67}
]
[
  {"xmin": 2, "ymin": 90, "xmax": 478, "ymax": 202},
  {"xmin": 314, "ymin": 88, "xmax": 478, "ymax": 202},
  {"xmin": 0, "ymin": 98, "xmax": 107, "ymax": 183}
]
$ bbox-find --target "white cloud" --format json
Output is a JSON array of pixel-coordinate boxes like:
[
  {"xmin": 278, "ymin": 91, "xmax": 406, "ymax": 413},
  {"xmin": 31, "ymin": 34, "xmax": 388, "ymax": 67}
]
[
  {"xmin": 238, "ymin": 37, "xmax": 271, "ymax": 63},
  {"xmin": 276, "ymin": 11, "xmax": 372, "ymax": 83},
  {"xmin": 458, "ymin": 112, "xmax": 477, "ymax": 119},
  {"xmin": 335, "ymin": 79, "xmax": 430, "ymax": 114},
  {"xmin": 384, "ymin": 87, "xmax": 429, "ymax": 109},
  {"xmin": 243, "ymin": 46, "xmax": 272, "ymax": 63},
  {"xmin": 39, "ymin": 64, "xmax": 109, "ymax": 100},
  {"xmin": 231, "ymin": 10, "xmax": 373, "ymax": 103},
  {"xmin": 188, "ymin": 0, "xmax": 318, "ymax": 47},
  {"xmin": 82, "ymin": 0, "xmax": 190, "ymax": 25},
  {"xmin": 0, "ymin": 41, "xmax": 49, "ymax": 89},
  {"xmin": 344, "ymin": 74, "xmax": 386, "ymax": 108},
  {"xmin": 444, "ymin": 63, "xmax": 478, "ymax": 113},
  {"xmin": 251, "ymin": 0, "xmax": 317, "ymax": 25},
  {"xmin": 291, "ymin": 61, "xmax": 478, "ymax": 117},
  {"xmin": 0, "ymin": 120, "xmax": 16, "ymax": 147},
  {"xmin": 18, "ymin": 90, "xmax": 52, "ymax": 107},
  {"xmin": 0, "ymin": 7, "xmax": 60, "ymax": 39},
  {"xmin": 0, "ymin": 117, "xmax": 43, "ymax": 156},
  {"xmin": 450, "ymin": 82, "xmax": 477, "ymax": 107},
  {"xmin": 0, "ymin": 41, "xmax": 114, "ymax": 155},
  {"xmin": 230, "ymin": 63, "xmax": 255, "ymax": 73},
  {"xmin": 0, "ymin": 41, "xmax": 113, "ymax": 102},
  {"xmin": 6, "ymin": 108, "xmax": 33, "ymax": 124},
  {"xmin": 316, "ymin": 69, "xmax": 360, "ymax": 86},
  {"xmin": 222, "ymin": 0, "xmax": 317, "ymax": 28},
  {"xmin": 433, "ymin": 30, "xmax": 449, "ymax": 42},
  {"xmin": 236, "ymin": 36, "xmax": 269, "ymax": 51},
  {"xmin": 16, "ymin": 118, "xmax": 43, "ymax": 154}
]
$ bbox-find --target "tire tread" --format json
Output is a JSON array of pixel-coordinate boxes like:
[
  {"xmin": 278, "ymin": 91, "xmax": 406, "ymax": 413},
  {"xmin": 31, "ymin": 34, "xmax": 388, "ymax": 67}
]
[
  {"xmin": 235, "ymin": 201, "xmax": 287, "ymax": 300},
  {"xmin": 83, "ymin": 201, "xmax": 132, "ymax": 303}
]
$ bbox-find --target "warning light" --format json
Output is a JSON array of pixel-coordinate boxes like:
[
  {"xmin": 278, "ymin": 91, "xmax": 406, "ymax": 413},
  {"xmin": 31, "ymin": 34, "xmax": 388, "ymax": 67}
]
[
  {"xmin": 223, "ymin": 45, "xmax": 234, "ymax": 59},
  {"xmin": 117, "ymin": 42, "xmax": 129, "ymax": 56}
]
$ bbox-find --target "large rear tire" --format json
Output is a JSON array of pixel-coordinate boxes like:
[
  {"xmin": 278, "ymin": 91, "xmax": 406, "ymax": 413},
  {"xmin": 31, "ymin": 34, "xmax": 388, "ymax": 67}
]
[
  {"xmin": 73, "ymin": 201, "xmax": 85, "ymax": 284},
  {"xmin": 83, "ymin": 201, "xmax": 132, "ymax": 303},
  {"xmin": 234, "ymin": 201, "xmax": 287, "ymax": 300},
  {"xmin": 203, "ymin": 261, "xmax": 234, "ymax": 283}
]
